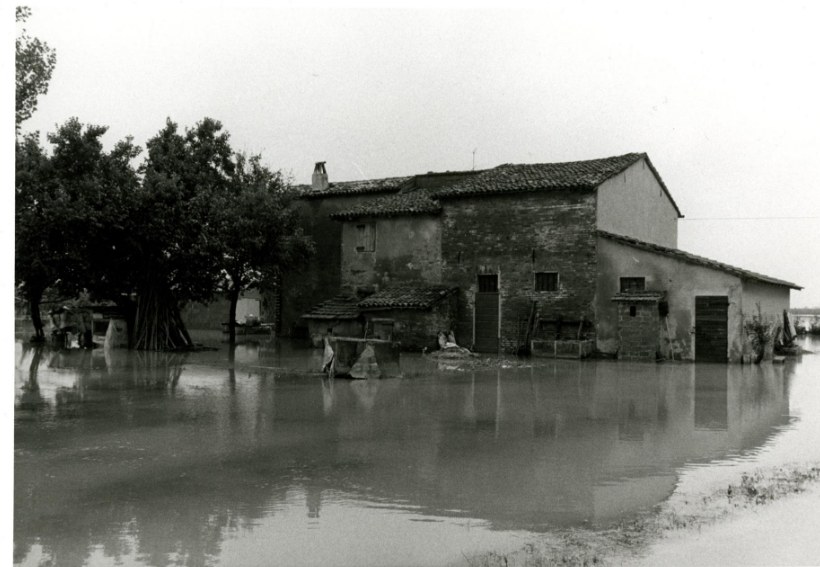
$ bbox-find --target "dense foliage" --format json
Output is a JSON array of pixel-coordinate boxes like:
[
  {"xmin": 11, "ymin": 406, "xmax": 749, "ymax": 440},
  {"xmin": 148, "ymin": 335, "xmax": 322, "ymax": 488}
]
[
  {"xmin": 15, "ymin": 120, "xmax": 141, "ymax": 339},
  {"xmin": 15, "ymin": 6, "xmax": 56, "ymax": 129},
  {"xmin": 16, "ymin": 117, "xmax": 313, "ymax": 349},
  {"xmin": 216, "ymin": 153, "xmax": 313, "ymax": 344}
]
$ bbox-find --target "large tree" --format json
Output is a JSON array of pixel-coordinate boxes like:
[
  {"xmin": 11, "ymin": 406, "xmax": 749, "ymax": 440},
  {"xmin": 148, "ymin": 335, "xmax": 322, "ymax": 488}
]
[
  {"xmin": 15, "ymin": 119, "xmax": 141, "ymax": 341},
  {"xmin": 130, "ymin": 118, "xmax": 236, "ymax": 350},
  {"xmin": 17, "ymin": 114, "xmax": 313, "ymax": 351},
  {"xmin": 16, "ymin": 6, "xmax": 56, "ymax": 130},
  {"xmin": 216, "ymin": 153, "xmax": 313, "ymax": 345}
]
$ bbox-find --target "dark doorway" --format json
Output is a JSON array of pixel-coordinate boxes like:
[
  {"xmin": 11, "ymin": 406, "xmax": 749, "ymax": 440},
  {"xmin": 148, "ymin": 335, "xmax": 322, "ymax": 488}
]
[
  {"xmin": 474, "ymin": 275, "xmax": 499, "ymax": 352},
  {"xmin": 695, "ymin": 296, "xmax": 729, "ymax": 363}
]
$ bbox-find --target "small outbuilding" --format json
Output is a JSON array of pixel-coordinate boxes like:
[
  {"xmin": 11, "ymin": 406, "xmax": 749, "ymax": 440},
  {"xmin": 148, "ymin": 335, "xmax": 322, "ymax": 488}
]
[
  {"xmin": 596, "ymin": 231, "xmax": 802, "ymax": 362},
  {"xmin": 357, "ymin": 285, "xmax": 458, "ymax": 351},
  {"xmin": 300, "ymin": 295, "xmax": 363, "ymax": 347}
]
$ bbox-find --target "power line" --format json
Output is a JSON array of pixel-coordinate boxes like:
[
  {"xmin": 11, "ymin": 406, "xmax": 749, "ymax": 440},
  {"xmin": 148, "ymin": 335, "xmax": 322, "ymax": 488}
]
[{"xmin": 681, "ymin": 216, "xmax": 820, "ymax": 221}]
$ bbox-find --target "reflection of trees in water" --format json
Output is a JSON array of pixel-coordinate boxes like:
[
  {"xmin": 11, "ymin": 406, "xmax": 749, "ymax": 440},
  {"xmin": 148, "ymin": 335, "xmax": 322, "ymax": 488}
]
[
  {"xmin": 14, "ymin": 473, "xmax": 287, "ymax": 567},
  {"xmin": 15, "ymin": 355, "xmax": 297, "ymax": 567},
  {"xmin": 129, "ymin": 350, "xmax": 187, "ymax": 390},
  {"xmin": 24, "ymin": 348, "xmax": 190, "ymax": 418},
  {"xmin": 16, "ymin": 343, "xmax": 47, "ymax": 411}
]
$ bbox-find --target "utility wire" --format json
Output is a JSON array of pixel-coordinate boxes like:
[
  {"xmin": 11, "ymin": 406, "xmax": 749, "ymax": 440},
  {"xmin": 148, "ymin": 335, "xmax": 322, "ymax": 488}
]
[{"xmin": 681, "ymin": 216, "xmax": 820, "ymax": 221}]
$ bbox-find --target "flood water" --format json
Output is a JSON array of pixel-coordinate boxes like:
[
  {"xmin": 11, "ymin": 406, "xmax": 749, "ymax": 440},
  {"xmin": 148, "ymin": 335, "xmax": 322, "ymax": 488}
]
[{"xmin": 14, "ymin": 333, "xmax": 820, "ymax": 567}]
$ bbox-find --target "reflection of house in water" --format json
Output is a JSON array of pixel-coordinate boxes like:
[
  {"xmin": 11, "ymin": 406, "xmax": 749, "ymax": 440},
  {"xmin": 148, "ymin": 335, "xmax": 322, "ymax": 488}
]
[
  {"xmin": 325, "ymin": 362, "xmax": 791, "ymax": 529},
  {"xmin": 695, "ymin": 366, "xmax": 728, "ymax": 430},
  {"xmin": 305, "ymin": 485, "xmax": 323, "ymax": 519}
]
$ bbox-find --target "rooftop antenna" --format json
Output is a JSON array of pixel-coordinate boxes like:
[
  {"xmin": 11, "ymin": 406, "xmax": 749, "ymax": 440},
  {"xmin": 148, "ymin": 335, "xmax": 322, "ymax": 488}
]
[{"xmin": 472, "ymin": 148, "xmax": 477, "ymax": 171}]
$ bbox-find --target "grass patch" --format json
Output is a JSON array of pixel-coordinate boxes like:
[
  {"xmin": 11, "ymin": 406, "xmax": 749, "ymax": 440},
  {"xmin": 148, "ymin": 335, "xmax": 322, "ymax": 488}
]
[{"xmin": 458, "ymin": 464, "xmax": 820, "ymax": 567}]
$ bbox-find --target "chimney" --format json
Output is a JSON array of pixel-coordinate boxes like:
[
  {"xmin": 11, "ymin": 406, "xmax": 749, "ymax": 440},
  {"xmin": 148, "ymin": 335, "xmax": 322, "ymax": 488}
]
[{"xmin": 312, "ymin": 161, "xmax": 328, "ymax": 191}]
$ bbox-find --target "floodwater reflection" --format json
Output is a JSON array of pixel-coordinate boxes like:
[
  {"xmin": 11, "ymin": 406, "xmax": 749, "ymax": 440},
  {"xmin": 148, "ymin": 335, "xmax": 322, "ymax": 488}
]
[{"xmin": 14, "ymin": 337, "xmax": 812, "ymax": 567}]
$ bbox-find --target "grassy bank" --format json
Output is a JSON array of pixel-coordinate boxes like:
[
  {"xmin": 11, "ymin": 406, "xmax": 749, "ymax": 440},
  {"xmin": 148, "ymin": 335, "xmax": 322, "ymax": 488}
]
[{"xmin": 458, "ymin": 463, "xmax": 820, "ymax": 567}]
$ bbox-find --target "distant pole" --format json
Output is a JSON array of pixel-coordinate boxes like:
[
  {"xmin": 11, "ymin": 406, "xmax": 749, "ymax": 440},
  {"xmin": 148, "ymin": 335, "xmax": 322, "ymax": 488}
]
[{"xmin": 472, "ymin": 148, "xmax": 477, "ymax": 170}]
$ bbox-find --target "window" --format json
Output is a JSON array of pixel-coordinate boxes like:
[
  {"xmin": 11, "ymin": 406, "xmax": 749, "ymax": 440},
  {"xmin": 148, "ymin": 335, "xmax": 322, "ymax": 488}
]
[
  {"xmin": 477, "ymin": 274, "xmax": 498, "ymax": 293},
  {"xmin": 534, "ymin": 272, "xmax": 558, "ymax": 292},
  {"xmin": 356, "ymin": 223, "xmax": 375, "ymax": 252},
  {"xmin": 620, "ymin": 277, "xmax": 646, "ymax": 293}
]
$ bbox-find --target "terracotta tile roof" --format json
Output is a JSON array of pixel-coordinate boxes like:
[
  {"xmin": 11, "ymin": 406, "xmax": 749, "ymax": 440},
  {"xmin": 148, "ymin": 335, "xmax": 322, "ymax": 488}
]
[
  {"xmin": 433, "ymin": 153, "xmax": 645, "ymax": 198},
  {"xmin": 297, "ymin": 176, "xmax": 412, "ymax": 199},
  {"xmin": 330, "ymin": 192, "xmax": 442, "ymax": 220},
  {"xmin": 598, "ymin": 230, "xmax": 802, "ymax": 290},
  {"xmin": 358, "ymin": 286, "xmax": 458, "ymax": 311},
  {"xmin": 299, "ymin": 153, "xmax": 683, "ymax": 218},
  {"xmin": 301, "ymin": 295, "xmax": 361, "ymax": 320}
]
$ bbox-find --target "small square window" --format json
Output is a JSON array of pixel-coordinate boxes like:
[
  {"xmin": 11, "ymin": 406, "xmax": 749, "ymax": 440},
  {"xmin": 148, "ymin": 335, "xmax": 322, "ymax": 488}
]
[
  {"xmin": 477, "ymin": 274, "xmax": 498, "ymax": 293},
  {"xmin": 620, "ymin": 277, "xmax": 646, "ymax": 293},
  {"xmin": 356, "ymin": 223, "xmax": 375, "ymax": 252},
  {"xmin": 535, "ymin": 272, "xmax": 558, "ymax": 292}
]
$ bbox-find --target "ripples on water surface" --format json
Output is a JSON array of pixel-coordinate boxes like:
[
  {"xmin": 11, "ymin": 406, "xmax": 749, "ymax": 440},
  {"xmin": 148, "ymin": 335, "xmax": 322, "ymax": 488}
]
[{"xmin": 14, "ymin": 334, "xmax": 820, "ymax": 566}]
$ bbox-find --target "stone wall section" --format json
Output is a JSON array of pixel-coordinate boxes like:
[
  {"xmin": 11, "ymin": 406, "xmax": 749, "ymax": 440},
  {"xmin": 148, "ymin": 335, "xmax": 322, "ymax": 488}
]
[{"xmin": 440, "ymin": 191, "xmax": 598, "ymax": 352}]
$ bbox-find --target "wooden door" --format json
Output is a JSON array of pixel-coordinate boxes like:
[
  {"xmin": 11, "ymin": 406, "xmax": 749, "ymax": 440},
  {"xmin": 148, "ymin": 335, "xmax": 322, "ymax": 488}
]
[
  {"xmin": 695, "ymin": 296, "xmax": 728, "ymax": 363},
  {"xmin": 474, "ymin": 275, "xmax": 499, "ymax": 352}
]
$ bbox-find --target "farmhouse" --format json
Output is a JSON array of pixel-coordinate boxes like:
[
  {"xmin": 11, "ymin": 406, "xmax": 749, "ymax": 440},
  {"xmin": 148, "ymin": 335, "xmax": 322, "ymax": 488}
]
[{"xmin": 284, "ymin": 154, "xmax": 800, "ymax": 362}]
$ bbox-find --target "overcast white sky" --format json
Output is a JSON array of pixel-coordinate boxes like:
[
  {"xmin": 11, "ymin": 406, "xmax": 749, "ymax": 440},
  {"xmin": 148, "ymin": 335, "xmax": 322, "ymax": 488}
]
[{"xmin": 11, "ymin": 1, "xmax": 820, "ymax": 306}]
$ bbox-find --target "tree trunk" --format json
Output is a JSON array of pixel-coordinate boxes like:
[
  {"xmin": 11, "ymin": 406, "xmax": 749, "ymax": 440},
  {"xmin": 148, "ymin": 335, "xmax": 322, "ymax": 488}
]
[
  {"xmin": 227, "ymin": 285, "xmax": 240, "ymax": 346},
  {"xmin": 132, "ymin": 283, "xmax": 194, "ymax": 351},
  {"xmin": 28, "ymin": 287, "xmax": 45, "ymax": 341}
]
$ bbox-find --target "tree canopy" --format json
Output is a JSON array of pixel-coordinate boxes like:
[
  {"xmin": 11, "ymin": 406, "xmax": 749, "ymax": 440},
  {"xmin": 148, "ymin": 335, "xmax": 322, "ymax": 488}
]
[
  {"xmin": 16, "ymin": 115, "xmax": 313, "ymax": 349},
  {"xmin": 215, "ymin": 152, "xmax": 313, "ymax": 344},
  {"xmin": 16, "ymin": 6, "xmax": 57, "ymax": 129},
  {"xmin": 15, "ymin": 119, "xmax": 141, "ymax": 340}
]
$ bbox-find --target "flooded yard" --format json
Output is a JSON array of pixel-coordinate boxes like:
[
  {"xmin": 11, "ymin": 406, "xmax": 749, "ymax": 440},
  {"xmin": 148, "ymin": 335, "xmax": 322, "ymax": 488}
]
[{"xmin": 14, "ymin": 333, "xmax": 820, "ymax": 566}]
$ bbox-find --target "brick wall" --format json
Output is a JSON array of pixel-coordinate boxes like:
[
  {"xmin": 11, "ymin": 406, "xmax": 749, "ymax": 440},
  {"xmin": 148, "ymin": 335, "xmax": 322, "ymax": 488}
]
[
  {"xmin": 440, "ymin": 191, "xmax": 598, "ymax": 352},
  {"xmin": 616, "ymin": 302, "xmax": 660, "ymax": 361},
  {"xmin": 363, "ymin": 298, "xmax": 455, "ymax": 351}
]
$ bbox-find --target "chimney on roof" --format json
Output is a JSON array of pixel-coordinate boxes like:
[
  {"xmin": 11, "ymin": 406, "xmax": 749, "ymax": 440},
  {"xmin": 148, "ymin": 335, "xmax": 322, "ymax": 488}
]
[{"xmin": 312, "ymin": 161, "xmax": 328, "ymax": 191}]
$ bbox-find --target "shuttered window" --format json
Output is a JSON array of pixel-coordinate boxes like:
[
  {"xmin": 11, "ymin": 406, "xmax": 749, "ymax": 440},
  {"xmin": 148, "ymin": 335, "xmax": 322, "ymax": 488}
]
[
  {"xmin": 534, "ymin": 272, "xmax": 558, "ymax": 292},
  {"xmin": 356, "ymin": 223, "xmax": 376, "ymax": 252},
  {"xmin": 620, "ymin": 277, "xmax": 646, "ymax": 293}
]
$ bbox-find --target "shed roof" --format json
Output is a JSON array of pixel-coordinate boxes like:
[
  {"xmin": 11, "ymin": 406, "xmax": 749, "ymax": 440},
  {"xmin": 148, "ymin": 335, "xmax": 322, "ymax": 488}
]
[
  {"xmin": 298, "ymin": 176, "xmax": 413, "ymax": 199},
  {"xmin": 300, "ymin": 295, "xmax": 361, "ymax": 320},
  {"xmin": 598, "ymin": 230, "xmax": 802, "ymax": 290},
  {"xmin": 358, "ymin": 285, "xmax": 457, "ymax": 311},
  {"xmin": 330, "ymin": 192, "xmax": 442, "ymax": 220}
]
